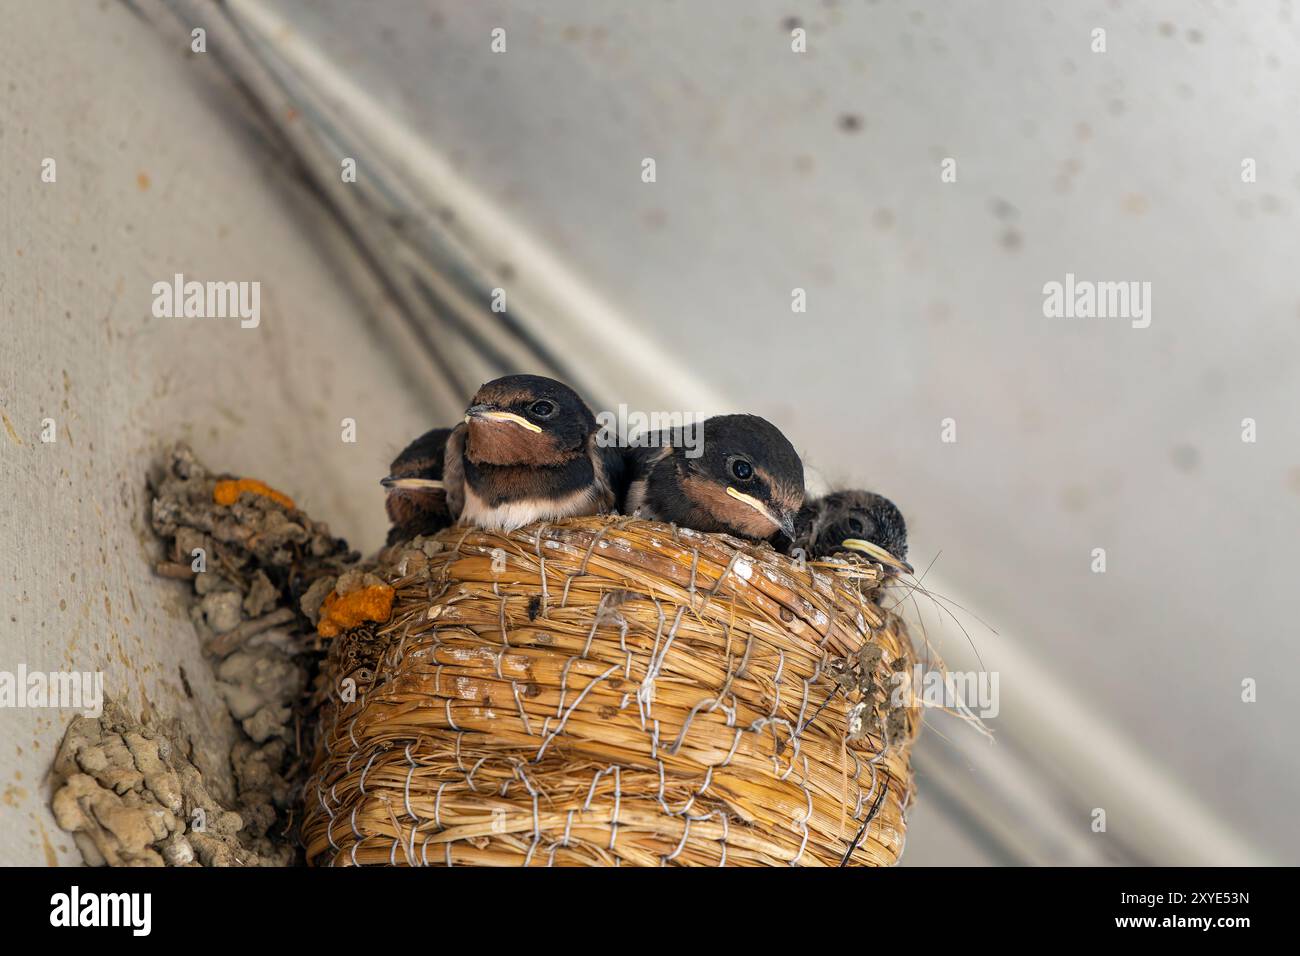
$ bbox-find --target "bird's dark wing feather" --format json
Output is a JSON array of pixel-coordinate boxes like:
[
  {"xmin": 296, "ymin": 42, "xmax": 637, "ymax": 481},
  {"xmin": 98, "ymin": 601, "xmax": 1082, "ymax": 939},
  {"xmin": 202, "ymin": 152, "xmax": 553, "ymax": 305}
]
[
  {"xmin": 620, "ymin": 439, "xmax": 673, "ymax": 516},
  {"xmin": 596, "ymin": 441, "xmax": 632, "ymax": 511},
  {"xmin": 623, "ymin": 433, "xmax": 671, "ymax": 481},
  {"xmin": 443, "ymin": 422, "xmax": 468, "ymax": 520}
]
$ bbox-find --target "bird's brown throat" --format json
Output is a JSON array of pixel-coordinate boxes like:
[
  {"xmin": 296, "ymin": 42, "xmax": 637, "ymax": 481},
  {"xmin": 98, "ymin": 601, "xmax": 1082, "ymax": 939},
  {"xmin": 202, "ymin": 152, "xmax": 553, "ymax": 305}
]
[{"xmin": 466, "ymin": 419, "xmax": 570, "ymax": 466}]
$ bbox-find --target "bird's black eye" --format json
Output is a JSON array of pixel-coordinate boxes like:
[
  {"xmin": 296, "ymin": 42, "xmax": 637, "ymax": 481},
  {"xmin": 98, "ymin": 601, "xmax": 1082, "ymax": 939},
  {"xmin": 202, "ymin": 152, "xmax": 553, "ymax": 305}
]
[
  {"xmin": 529, "ymin": 399, "xmax": 557, "ymax": 419},
  {"xmin": 847, "ymin": 517, "xmax": 865, "ymax": 534},
  {"xmin": 729, "ymin": 457, "xmax": 754, "ymax": 481}
]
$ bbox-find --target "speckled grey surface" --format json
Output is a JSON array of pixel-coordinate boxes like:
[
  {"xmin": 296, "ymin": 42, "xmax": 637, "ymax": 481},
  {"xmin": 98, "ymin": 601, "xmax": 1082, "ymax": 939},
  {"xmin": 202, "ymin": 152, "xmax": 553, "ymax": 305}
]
[
  {"xmin": 0, "ymin": 0, "xmax": 449, "ymax": 865},
  {"xmin": 3, "ymin": 0, "xmax": 1297, "ymax": 865}
]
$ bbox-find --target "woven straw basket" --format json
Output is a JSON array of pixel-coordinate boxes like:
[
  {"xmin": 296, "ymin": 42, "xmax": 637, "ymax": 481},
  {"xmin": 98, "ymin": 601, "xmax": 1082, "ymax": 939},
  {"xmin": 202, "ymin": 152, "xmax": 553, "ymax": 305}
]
[{"xmin": 302, "ymin": 516, "xmax": 920, "ymax": 866}]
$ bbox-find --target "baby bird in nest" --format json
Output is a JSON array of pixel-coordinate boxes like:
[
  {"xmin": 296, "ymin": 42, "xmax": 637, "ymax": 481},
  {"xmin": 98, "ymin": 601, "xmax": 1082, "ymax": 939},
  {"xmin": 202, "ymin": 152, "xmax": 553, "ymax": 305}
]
[
  {"xmin": 443, "ymin": 374, "xmax": 627, "ymax": 531},
  {"xmin": 623, "ymin": 414, "xmax": 805, "ymax": 542},
  {"xmin": 381, "ymin": 427, "xmax": 453, "ymax": 546},
  {"xmin": 784, "ymin": 489, "xmax": 912, "ymax": 574}
]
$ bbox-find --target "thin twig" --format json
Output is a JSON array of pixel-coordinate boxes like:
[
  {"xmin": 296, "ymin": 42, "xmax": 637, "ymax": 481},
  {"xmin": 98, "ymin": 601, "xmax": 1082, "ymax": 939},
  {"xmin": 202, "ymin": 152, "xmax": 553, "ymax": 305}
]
[
  {"xmin": 840, "ymin": 782, "xmax": 888, "ymax": 867},
  {"xmin": 153, "ymin": 561, "xmax": 196, "ymax": 580},
  {"xmin": 206, "ymin": 606, "xmax": 296, "ymax": 657},
  {"xmin": 777, "ymin": 685, "xmax": 840, "ymax": 755}
]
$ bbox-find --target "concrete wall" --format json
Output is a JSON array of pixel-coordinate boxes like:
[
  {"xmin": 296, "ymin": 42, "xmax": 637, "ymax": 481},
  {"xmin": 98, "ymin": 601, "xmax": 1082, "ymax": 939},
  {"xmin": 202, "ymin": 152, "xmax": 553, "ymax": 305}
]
[{"xmin": 0, "ymin": 1, "xmax": 450, "ymax": 865}]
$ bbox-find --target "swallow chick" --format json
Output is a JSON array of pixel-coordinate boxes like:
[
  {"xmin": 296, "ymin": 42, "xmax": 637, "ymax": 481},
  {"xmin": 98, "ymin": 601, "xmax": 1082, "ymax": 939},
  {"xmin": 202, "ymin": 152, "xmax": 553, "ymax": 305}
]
[
  {"xmin": 788, "ymin": 489, "xmax": 912, "ymax": 573},
  {"xmin": 444, "ymin": 374, "xmax": 625, "ymax": 531},
  {"xmin": 624, "ymin": 414, "xmax": 804, "ymax": 541},
  {"xmin": 382, "ymin": 427, "xmax": 453, "ymax": 546}
]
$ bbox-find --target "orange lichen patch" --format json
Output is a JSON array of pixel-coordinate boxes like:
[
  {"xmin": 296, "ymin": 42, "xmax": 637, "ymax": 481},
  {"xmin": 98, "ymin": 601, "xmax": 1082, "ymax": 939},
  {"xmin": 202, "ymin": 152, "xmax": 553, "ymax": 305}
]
[
  {"xmin": 316, "ymin": 585, "xmax": 395, "ymax": 638},
  {"xmin": 213, "ymin": 478, "xmax": 295, "ymax": 510}
]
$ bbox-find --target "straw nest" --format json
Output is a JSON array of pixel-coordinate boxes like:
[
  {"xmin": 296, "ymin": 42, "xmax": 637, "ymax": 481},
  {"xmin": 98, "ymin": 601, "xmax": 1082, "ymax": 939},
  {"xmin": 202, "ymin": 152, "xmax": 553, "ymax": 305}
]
[{"xmin": 302, "ymin": 516, "xmax": 920, "ymax": 866}]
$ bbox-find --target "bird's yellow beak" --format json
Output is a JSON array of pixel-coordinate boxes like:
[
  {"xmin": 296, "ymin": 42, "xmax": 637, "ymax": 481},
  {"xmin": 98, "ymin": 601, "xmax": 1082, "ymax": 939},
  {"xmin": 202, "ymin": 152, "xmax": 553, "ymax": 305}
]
[
  {"xmin": 381, "ymin": 476, "xmax": 444, "ymax": 491},
  {"xmin": 840, "ymin": 538, "xmax": 913, "ymax": 574},
  {"xmin": 464, "ymin": 408, "xmax": 543, "ymax": 433},
  {"xmin": 726, "ymin": 486, "xmax": 794, "ymax": 537}
]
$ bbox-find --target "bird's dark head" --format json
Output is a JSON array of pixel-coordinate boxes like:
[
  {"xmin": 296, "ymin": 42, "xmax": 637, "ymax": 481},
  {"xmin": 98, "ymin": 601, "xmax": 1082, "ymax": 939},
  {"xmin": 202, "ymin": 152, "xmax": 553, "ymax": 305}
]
[
  {"xmin": 675, "ymin": 414, "xmax": 805, "ymax": 540},
  {"xmin": 797, "ymin": 489, "xmax": 911, "ymax": 572},
  {"xmin": 381, "ymin": 427, "xmax": 449, "ymax": 528},
  {"xmin": 463, "ymin": 374, "xmax": 596, "ymax": 466}
]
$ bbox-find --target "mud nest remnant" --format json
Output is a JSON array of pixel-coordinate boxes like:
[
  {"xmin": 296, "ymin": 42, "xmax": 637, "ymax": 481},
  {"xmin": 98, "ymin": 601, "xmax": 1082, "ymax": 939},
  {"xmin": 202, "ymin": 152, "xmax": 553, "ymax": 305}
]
[{"xmin": 49, "ymin": 444, "xmax": 363, "ymax": 866}]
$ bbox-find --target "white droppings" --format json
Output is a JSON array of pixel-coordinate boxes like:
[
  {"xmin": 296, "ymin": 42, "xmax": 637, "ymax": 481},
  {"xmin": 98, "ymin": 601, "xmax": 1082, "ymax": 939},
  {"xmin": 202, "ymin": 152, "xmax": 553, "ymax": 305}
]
[{"xmin": 733, "ymin": 559, "xmax": 753, "ymax": 581}]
